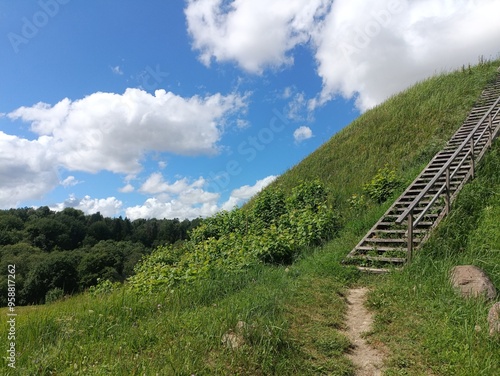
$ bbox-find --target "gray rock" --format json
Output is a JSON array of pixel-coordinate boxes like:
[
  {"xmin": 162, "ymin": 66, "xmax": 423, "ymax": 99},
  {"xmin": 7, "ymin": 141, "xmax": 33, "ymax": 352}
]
[
  {"xmin": 221, "ymin": 331, "xmax": 245, "ymax": 349},
  {"xmin": 488, "ymin": 302, "xmax": 500, "ymax": 337},
  {"xmin": 221, "ymin": 321, "xmax": 247, "ymax": 350},
  {"xmin": 450, "ymin": 265, "xmax": 496, "ymax": 300}
]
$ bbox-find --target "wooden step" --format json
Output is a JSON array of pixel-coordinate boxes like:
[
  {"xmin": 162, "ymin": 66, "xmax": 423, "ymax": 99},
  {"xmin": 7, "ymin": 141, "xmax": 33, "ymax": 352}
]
[
  {"xmin": 383, "ymin": 213, "xmax": 439, "ymax": 219},
  {"xmin": 376, "ymin": 221, "xmax": 434, "ymax": 227},
  {"xmin": 355, "ymin": 246, "xmax": 408, "ymax": 252},
  {"xmin": 355, "ymin": 267, "xmax": 392, "ymax": 274},
  {"xmin": 370, "ymin": 229, "xmax": 426, "ymax": 235},
  {"xmin": 349, "ymin": 255, "xmax": 406, "ymax": 264},
  {"xmin": 363, "ymin": 237, "xmax": 421, "ymax": 244}
]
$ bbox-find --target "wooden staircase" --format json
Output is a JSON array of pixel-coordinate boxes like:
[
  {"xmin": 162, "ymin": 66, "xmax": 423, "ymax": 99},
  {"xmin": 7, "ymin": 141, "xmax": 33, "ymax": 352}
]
[{"xmin": 345, "ymin": 74, "xmax": 500, "ymax": 273}]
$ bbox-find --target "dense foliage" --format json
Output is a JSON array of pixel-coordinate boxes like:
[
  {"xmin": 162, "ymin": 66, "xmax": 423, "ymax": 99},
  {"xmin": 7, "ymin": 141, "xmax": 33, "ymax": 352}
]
[
  {"xmin": 362, "ymin": 165, "xmax": 403, "ymax": 203},
  {"xmin": 0, "ymin": 207, "xmax": 200, "ymax": 305},
  {"xmin": 348, "ymin": 165, "xmax": 403, "ymax": 209},
  {"xmin": 129, "ymin": 180, "xmax": 340, "ymax": 292}
]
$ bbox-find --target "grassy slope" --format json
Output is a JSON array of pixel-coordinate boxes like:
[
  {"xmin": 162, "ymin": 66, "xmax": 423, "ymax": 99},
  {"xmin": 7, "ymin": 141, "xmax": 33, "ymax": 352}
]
[{"xmin": 2, "ymin": 61, "xmax": 500, "ymax": 375}]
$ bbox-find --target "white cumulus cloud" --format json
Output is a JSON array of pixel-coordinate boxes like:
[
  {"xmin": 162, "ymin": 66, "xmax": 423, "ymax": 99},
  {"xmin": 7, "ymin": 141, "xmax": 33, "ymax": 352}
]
[
  {"xmin": 127, "ymin": 174, "xmax": 220, "ymax": 219},
  {"xmin": 126, "ymin": 174, "xmax": 277, "ymax": 219},
  {"xmin": 139, "ymin": 173, "xmax": 206, "ymax": 195},
  {"xmin": 185, "ymin": 0, "xmax": 500, "ymax": 111},
  {"xmin": 221, "ymin": 175, "xmax": 277, "ymax": 211},
  {"xmin": 293, "ymin": 126, "xmax": 313, "ymax": 143},
  {"xmin": 1, "ymin": 88, "xmax": 247, "ymax": 208},
  {"xmin": 0, "ymin": 132, "xmax": 59, "ymax": 209},
  {"xmin": 8, "ymin": 88, "xmax": 247, "ymax": 174},
  {"xmin": 50, "ymin": 194, "xmax": 123, "ymax": 218},
  {"xmin": 60, "ymin": 176, "xmax": 81, "ymax": 188},
  {"xmin": 119, "ymin": 183, "xmax": 135, "ymax": 193},
  {"xmin": 312, "ymin": 0, "xmax": 500, "ymax": 110},
  {"xmin": 185, "ymin": 0, "xmax": 331, "ymax": 73}
]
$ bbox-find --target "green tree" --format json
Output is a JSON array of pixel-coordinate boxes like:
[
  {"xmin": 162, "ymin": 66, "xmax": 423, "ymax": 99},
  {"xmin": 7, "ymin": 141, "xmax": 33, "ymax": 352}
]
[
  {"xmin": 0, "ymin": 243, "xmax": 44, "ymax": 305},
  {"xmin": 88, "ymin": 221, "xmax": 112, "ymax": 242},
  {"xmin": 26, "ymin": 217, "xmax": 69, "ymax": 251},
  {"xmin": 22, "ymin": 252, "xmax": 79, "ymax": 304},
  {"xmin": 0, "ymin": 214, "xmax": 24, "ymax": 245},
  {"xmin": 78, "ymin": 241, "xmax": 124, "ymax": 287}
]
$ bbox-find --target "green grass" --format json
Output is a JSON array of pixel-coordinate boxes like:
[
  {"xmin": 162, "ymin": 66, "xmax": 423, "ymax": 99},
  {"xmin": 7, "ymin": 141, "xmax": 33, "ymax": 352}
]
[
  {"xmin": 1, "ymin": 249, "xmax": 360, "ymax": 375},
  {"xmin": 2, "ymin": 266, "xmax": 295, "ymax": 375},
  {"xmin": 2, "ymin": 60, "xmax": 500, "ymax": 375}
]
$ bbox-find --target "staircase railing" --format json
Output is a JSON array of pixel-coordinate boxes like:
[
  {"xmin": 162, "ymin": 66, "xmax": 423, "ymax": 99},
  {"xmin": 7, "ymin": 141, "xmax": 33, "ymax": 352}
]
[{"xmin": 395, "ymin": 95, "xmax": 500, "ymax": 261}]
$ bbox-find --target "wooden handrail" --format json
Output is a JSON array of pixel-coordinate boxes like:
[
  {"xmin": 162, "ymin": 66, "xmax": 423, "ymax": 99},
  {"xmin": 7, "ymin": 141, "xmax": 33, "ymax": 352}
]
[{"xmin": 396, "ymin": 94, "xmax": 500, "ymax": 226}]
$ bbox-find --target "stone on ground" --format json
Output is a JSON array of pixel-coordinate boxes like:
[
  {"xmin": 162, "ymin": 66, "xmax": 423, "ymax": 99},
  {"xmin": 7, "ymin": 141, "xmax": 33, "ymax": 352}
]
[
  {"xmin": 488, "ymin": 302, "xmax": 500, "ymax": 337},
  {"xmin": 450, "ymin": 265, "xmax": 496, "ymax": 300}
]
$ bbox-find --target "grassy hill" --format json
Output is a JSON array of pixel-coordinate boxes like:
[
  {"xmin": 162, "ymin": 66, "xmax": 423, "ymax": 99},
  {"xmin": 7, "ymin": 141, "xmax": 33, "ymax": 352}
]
[{"xmin": 2, "ymin": 60, "xmax": 500, "ymax": 375}]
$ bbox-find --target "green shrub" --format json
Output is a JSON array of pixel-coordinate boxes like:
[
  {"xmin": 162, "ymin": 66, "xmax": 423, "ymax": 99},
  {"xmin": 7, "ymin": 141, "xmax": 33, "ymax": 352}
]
[
  {"xmin": 128, "ymin": 180, "xmax": 339, "ymax": 292},
  {"xmin": 251, "ymin": 225, "xmax": 296, "ymax": 264},
  {"xmin": 363, "ymin": 165, "xmax": 403, "ymax": 203},
  {"xmin": 288, "ymin": 180, "xmax": 328, "ymax": 211},
  {"xmin": 347, "ymin": 193, "xmax": 367, "ymax": 210},
  {"xmin": 189, "ymin": 208, "xmax": 250, "ymax": 242},
  {"xmin": 252, "ymin": 188, "xmax": 287, "ymax": 227},
  {"xmin": 45, "ymin": 287, "xmax": 64, "ymax": 304},
  {"xmin": 88, "ymin": 278, "xmax": 120, "ymax": 296}
]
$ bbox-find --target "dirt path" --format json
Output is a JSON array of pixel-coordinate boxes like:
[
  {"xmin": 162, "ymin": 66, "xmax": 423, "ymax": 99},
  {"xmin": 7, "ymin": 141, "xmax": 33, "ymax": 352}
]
[{"xmin": 344, "ymin": 287, "xmax": 385, "ymax": 376}]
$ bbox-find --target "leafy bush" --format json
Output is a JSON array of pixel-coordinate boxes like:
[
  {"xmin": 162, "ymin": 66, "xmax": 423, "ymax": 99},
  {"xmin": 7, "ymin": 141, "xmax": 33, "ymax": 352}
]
[
  {"xmin": 252, "ymin": 188, "xmax": 287, "ymax": 227},
  {"xmin": 363, "ymin": 165, "xmax": 403, "ymax": 203},
  {"xmin": 251, "ymin": 225, "xmax": 296, "ymax": 264},
  {"xmin": 288, "ymin": 180, "xmax": 328, "ymax": 211},
  {"xmin": 129, "ymin": 180, "xmax": 340, "ymax": 292},
  {"xmin": 45, "ymin": 287, "xmax": 64, "ymax": 304},
  {"xmin": 347, "ymin": 193, "xmax": 367, "ymax": 210},
  {"xmin": 189, "ymin": 209, "xmax": 250, "ymax": 242},
  {"xmin": 130, "ymin": 234, "xmax": 257, "ymax": 292},
  {"xmin": 88, "ymin": 278, "xmax": 120, "ymax": 296}
]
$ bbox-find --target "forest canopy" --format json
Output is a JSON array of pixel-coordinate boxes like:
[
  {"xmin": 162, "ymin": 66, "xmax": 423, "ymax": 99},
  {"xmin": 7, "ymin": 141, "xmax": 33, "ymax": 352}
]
[{"xmin": 0, "ymin": 206, "xmax": 200, "ymax": 306}]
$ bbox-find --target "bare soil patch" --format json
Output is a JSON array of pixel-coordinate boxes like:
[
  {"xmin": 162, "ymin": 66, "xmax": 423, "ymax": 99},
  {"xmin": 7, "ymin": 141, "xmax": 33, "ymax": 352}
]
[{"xmin": 344, "ymin": 287, "xmax": 385, "ymax": 376}]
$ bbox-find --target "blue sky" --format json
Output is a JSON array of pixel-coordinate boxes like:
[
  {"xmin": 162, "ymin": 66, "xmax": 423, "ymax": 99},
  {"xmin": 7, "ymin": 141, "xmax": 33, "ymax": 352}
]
[{"xmin": 0, "ymin": 0, "xmax": 499, "ymax": 219}]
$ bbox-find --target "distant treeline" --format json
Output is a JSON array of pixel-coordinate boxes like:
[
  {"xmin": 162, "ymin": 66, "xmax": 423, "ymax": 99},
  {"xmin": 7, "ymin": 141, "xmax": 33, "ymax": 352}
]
[{"xmin": 0, "ymin": 206, "xmax": 201, "ymax": 306}]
